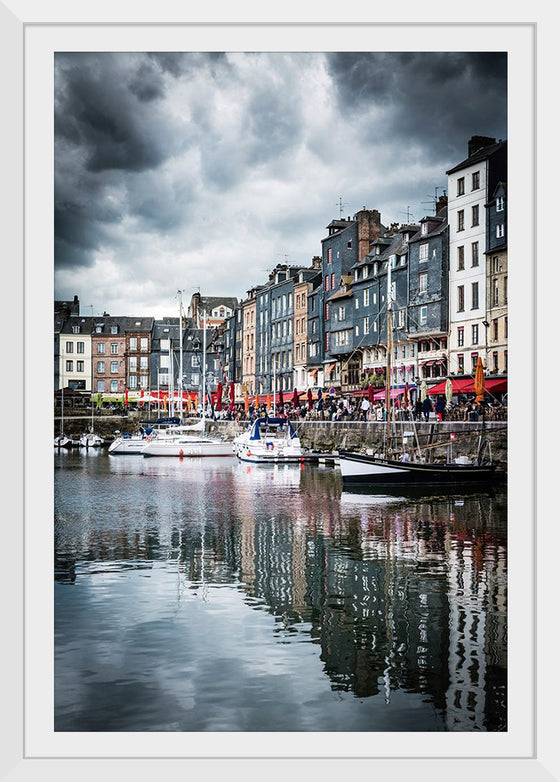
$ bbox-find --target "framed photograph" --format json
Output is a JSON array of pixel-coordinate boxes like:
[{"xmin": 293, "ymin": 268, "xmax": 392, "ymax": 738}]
[{"xmin": 4, "ymin": 1, "xmax": 554, "ymax": 778}]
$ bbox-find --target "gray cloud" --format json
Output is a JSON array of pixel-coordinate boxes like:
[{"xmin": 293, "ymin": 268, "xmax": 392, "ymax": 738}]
[{"xmin": 54, "ymin": 51, "xmax": 507, "ymax": 317}]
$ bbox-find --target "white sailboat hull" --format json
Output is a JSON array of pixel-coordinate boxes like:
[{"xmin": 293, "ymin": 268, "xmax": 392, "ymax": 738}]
[
  {"xmin": 141, "ymin": 437, "xmax": 234, "ymax": 457},
  {"xmin": 108, "ymin": 436, "xmax": 147, "ymax": 454}
]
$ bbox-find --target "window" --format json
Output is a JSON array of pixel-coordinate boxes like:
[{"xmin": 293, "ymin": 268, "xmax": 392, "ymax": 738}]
[
  {"xmin": 505, "ymin": 350, "xmax": 508, "ymax": 371},
  {"xmin": 496, "ymin": 196, "xmax": 505, "ymax": 212},
  {"xmin": 419, "ymin": 306, "xmax": 427, "ymax": 325},
  {"xmin": 140, "ymin": 375, "xmax": 148, "ymax": 389},
  {"xmin": 330, "ymin": 273, "xmax": 335, "ymax": 290},
  {"xmin": 505, "ymin": 316, "xmax": 508, "ymax": 337},
  {"xmin": 419, "ymin": 272, "xmax": 428, "ymax": 293},
  {"xmin": 347, "ymin": 240, "xmax": 352, "ymax": 249},
  {"xmin": 111, "ymin": 342, "xmax": 118, "ymax": 354},
  {"xmin": 355, "ymin": 297, "xmax": 359, "ymax": 309},
  {"xmin": 65, "ymin": 341, "xmax": 73, "ymax": 353},
  {"xmin": 457, "ymin": 210, "xmax": 464, "ymax": 231},
  {"xmin": 111, "ymin": 326, "xmax": 118, "ymax": 334},
  {"xmin": 457, "ymin": 285, "xmax": 465, "ymax": 312},
  {"xmin": 504, "ymin": 277, "xmax": 508, "ymax": 303},
  {"xmin": 324, "ymin": 333, "xmax": 329, "ymax": 351},
  {"xmin": 419, "ymin": 243, "xmax": 428, "ymax": 262},
  {"xmin": 324, "ymin": 276, "xmax": 328, "ymax": 292},
  {"xmin": 97, "ymin": 380, "xmax": 104, "ymax": 392},
  {"xmin": 472, "ymin": 204, "xmax": 479, "ymax": 226},
  {"xmin": 77, "ymin": 341, "xmax": 84, "ymax": 354},
  {"xmin": 363, "ymin": 289, "xmax": 370, "ymax": 307},
  {"xmin": 338, "ymin": 305, "xmax": 346, "ymax": 321},
  {"xmin": 493, "ymin": 278, "xmax": 499, "ymax": 306},
  {"xmin": 471, "ymin": 282, "xmax": 479, "ymax": 309},
  {"xmin": 110, "ymin": 361, "xmax": 118, "ymax": 373},
  {"xmin": 493, "ymin": 256, "xmax": 500, "ymax": 273},
  {"xmin": 472, "ymin": 171, "xmax": 480, "ymax": 190},
  {"xmin": 129, "ymin": 357, "xmax": 137, "ymax": 371},
  {"xmin": 363, "ymin": 317, "xmax": 370, "ymax": 334},
  {"xmin": 457, "ymin": 177, "xmax": 465, "ymax": 196},
  {"xmin": 458, "ymin": 354, "xmax": 464, "ymax": 374},
  {"xmin": 140, "ymin": 337, "xmax": 148, "ymax": 351},
  {"xmin": 111, "ymin": 380, "xmax": 118, "ymax": 392},
  {"xmin": 97, "ymin": 361, "xmax": 105, "ymax": 373},
  {"xmin": 95, "ymin": 325, "xmax": 102, "ymax": 333},
  {"xmin": 130, "ymin": 337, "xmax": 137, "ymax": 350},
  {"xmin": 472, "ymin": 324, "xmax": 479, "ymax": 345},
  {"xmin": 97, "ymin": 343, "xmax": 105, "ymax": 354},
  {"xmin": 327, "ymin": 248, "xmax": 332, "ymax": 264},
  {"xmin": 493, "ymin": 318, "xmax": 499, "ymax": 341},
  {"xmin": 493, "ymin": 351, "xmax": 499, "ymax": 372},
  {"xmin": 471, "ymin": 241, "xmax": 479, "ymax": 266},
  {"xmin": 324, "ymin": 303, "xmax": 329, "ymax": 321},
  {"xmin": 496, "ymin": 223, "xmax": 505, "ymax": 238},
  {"xmin": 76, "ymin": 360, "xmax": 84, "ymax": 372},
  {"xmin": 129, "ymin": 375, "xmax": 137, "ymax": 389},
  {"xmin": 160, "ymin": 338, "xmax": 170, "ymax": 351},
  {"xmin": 457, "ymin": 326, "xmax": 464, "ymax": 347},
  {"xmin": 140, "ymin": 356, "xmax": 148, "ymax": 369},
  {"xmin": 65, "ymin": 360, "xmax": 73, "ymax": 372},
  {"xmin": 457, "ymin": 246, "xmax": 464, "ymax": 270},
  {"xmin": 72, "ymin": 325, "xmax": 81, "ymax": 334},
  {"xmin": 362, "ymin": 266, "xmax": 368, "ymax": 279},
  {"xmin": 355, "ymin": 325, "xmax": 359, "ymax": 337},
  {"xmin": 421, "ymin": 222, "xmax": 428, "ymax": 236},
  {"xmin": 471, "ymin": 352, "xmax": 479, "ymax": 372}
]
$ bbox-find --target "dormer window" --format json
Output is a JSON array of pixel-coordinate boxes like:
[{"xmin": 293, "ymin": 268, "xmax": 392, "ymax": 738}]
[
  {"xmin": 111, "ymin": 326, "xmax": 118, "ymax": 334},
  {"xmin": 421, "ymin": 222, "xmax": 428, "ymax": 236}
]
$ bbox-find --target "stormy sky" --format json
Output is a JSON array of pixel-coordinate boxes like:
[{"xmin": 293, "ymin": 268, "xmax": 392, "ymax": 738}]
[{"xmin": 54, "ymin": 51, "xmax": 507, "ymax": 318}]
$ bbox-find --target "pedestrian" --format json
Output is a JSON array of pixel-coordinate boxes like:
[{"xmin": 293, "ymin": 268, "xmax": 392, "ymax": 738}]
[
  {"xmin": 360, "ymin": 397, "xmax": 370, "ymax": 421},
  {"xmin": 435, "ymin": 395, "xmax": 446, "ymax": 421},
  {"xmin": 414, "ymin": 398, "xmax": 423, "ymax": 421},
  {"xmin": 422, "ymin": 395, "xmax": 433, "ymax": 422}
]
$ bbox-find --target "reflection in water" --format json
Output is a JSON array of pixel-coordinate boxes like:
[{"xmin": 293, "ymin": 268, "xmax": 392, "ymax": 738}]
[{"xmin": 55, "ymin": 451, "xmax": 506, "ymax": 732}]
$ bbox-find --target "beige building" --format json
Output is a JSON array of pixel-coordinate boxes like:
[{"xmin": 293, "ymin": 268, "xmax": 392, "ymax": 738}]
[
  {"xmin": 293, "ymin": 276, "xmax": 311, "ymax": 391},
  {"xmin": 486, "ymin": 249, "xmax": 508, "ymax": 375},
  {"xmin": 241, "ymin": 287, "xmax": 258, "ymax": 396}
]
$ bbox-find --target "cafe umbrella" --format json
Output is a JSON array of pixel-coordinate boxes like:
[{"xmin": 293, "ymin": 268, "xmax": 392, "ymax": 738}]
[{"xmin": 474, "ymin": 356, "xmax": 486, "ymax": 403}]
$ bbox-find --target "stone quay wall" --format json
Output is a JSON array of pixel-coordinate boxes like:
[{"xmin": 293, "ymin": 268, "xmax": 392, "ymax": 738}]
[{"xmin": 55, "ymin": 411, "xmax": 507, "ymax": 468}]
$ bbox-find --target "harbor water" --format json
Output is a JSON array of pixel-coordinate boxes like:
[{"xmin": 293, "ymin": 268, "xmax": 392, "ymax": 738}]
[{"xmin": 54, "ymin": 450, "xmax": 507, "ymax": 732}]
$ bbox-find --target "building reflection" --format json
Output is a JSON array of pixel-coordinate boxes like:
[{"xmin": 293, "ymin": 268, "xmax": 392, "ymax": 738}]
[{"xmin": 55, "ymin": 461, "xmax": 507, "ymax": 730}]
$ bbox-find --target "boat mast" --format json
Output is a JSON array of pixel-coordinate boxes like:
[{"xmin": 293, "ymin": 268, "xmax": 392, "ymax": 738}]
[
  {"xmin": 202, "ymin": 309, "xmax": 207, "ymax": 433},
  {"xmin": 169, "ymin": 335, "xmax": 174, "ymax": 417},
  {"xmin": 178, "ymin": 290, "xmax": 183, "ymax": 420},
  {"xmin": 385, "ymin": 256, "xmax": 393, "ymax": 452}
]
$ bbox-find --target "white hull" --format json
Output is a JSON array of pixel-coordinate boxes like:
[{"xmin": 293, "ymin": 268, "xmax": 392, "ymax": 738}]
[
  {"xmin": 108, "ymin": 436, "xmax": 147, "ymax": 454},
  {"xmin": 54, "ymin": 435, "xmax": 72, "ymax": 448},
  {"xmin": 79, "ymin": 434, "xmax": 104, "ymax": 448},
  {"xmin": 141, "ymin": 437, "xmax": 234, "ymax": 457},
  {"xmin": 232, "ymin": 431, "xmax": 303, "ymax": 463}
]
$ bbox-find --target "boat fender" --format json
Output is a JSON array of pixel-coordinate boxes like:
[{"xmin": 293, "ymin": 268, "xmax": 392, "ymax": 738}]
[{"xmin": 179, "ymin": 449, "xmax": 184, "ymax": 457}]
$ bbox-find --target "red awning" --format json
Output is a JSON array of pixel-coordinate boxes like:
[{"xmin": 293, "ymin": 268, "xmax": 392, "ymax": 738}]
[
  {"xmin": 463, "ymin": 377, "xmax": 508, "ymax": 394},
  {"xmin": 428, "ymin": 378, "xmax": 476, "ymax": 395}
]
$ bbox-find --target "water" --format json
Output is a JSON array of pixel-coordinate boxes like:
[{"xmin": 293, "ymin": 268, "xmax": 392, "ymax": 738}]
[{"xmin": 54, "ymin": 450, "xmax": 507, "ymax": 732}]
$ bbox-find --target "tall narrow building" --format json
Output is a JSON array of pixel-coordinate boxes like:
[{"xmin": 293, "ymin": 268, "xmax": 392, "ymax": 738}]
[{"xmin": 446, "ymin": 136, "xmax": 507, "ymax": 378}]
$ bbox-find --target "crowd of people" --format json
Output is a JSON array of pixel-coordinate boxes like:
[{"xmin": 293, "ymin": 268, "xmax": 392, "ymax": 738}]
[{"xmin": 210, "ymin": 393, "xmax": 507, "ymax": 424}]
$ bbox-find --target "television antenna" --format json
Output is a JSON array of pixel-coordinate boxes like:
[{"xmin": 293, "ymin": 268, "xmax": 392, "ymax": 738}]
[
  {"xmin": 336, "ymin": 196, "xmax": 345, "ymax": 218},
  {"xmin": 400, "ymin": 206, "xmax": 415, "ymax": 223}
]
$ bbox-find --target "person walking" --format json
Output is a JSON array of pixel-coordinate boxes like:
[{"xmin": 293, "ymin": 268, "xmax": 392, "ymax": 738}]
[
  {"xmin": 422, "ymin": 395, "xmax": 433, "ymax": 422},
  {"xmin": 414, "ymin": 397, "xmax": 423, "ymax": 421},
  {"xmin": 435, "ymin": 395, "xmax": 446, "ymax": 421}
]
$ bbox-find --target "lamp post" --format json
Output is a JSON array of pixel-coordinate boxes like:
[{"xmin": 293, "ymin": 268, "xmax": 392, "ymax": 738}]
[{"xmin": 482, "ymin": 320, "xmax": 490, "ymax": 370}]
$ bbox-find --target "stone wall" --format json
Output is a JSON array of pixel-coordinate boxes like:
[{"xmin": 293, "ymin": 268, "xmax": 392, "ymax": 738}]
[{"xmin": 55, "ymin": 410, "xmax": 507, "ymax": 468}]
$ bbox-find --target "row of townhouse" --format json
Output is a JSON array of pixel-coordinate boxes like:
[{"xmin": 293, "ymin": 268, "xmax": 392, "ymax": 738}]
[
  {"xmin": 55, "ymin": 297, "xmax": 238, "ymax": 398},
  {"xmin": 229, "ymin": 135, "xmax": 507, "ymax": 399}
]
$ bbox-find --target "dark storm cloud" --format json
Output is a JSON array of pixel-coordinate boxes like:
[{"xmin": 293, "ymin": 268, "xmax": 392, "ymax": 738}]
[
  {"xmin": 326, "ymin": 52, "xmax": 507, "ymax": 163},
  {"xmin": 55, "ymin": 53, "xmax": 172, "ymax": 173}
]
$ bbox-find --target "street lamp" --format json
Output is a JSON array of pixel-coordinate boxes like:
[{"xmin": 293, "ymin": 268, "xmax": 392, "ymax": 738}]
[{"xmin": 482, "ymin": 320, "xmax": 490, "ymax": 369}]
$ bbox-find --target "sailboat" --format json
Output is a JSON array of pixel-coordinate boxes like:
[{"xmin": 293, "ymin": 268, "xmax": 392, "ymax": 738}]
[
  {"xmin": 140, "ymin": 309, "xmax": 233, "ymax": 458},
  {"xmin": 54, "ymin": 386, "xmax": 72, "ymax": 448},
  {"xmin": 338, "ymin": 261, "xmax": 498, "ymax": 487},
  {"xmin": 79, "ymin": 396, "xmax": 104, "ymax": 448}
]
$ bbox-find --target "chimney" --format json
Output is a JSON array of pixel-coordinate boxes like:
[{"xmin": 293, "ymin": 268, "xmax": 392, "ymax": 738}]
[
  {"xmin": 436, "ymin": 193, "xmax": 448, "ymax": 213},
  {"xmin": 468, "ymin": 135, "xmax": 496, "ymax": 157},
  {"xmin": 312, "ymin": 255, "xmax": 322, "ymax": 269}
]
